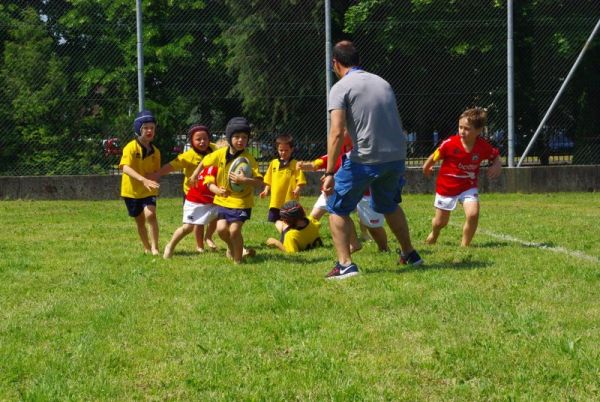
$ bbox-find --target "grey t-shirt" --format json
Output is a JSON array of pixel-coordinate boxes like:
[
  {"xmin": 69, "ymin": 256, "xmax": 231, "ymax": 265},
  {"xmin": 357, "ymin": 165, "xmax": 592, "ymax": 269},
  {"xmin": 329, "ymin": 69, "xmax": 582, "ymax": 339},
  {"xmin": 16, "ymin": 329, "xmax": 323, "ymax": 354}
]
[{"xmin": 328, "ymin": 70, "xmax": 406, "ymax": 164}]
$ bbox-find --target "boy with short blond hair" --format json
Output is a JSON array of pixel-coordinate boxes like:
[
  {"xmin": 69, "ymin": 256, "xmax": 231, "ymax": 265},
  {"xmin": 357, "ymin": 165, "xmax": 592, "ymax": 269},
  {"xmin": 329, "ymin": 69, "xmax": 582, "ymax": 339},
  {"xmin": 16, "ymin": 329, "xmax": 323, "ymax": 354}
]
[
  {"xmin": 259, "ymin": 133, "xmax": 306, "ymax": 223},
  {"xmin": 423, "ymin": 107, "xmax": 502, "ymax": 247}
]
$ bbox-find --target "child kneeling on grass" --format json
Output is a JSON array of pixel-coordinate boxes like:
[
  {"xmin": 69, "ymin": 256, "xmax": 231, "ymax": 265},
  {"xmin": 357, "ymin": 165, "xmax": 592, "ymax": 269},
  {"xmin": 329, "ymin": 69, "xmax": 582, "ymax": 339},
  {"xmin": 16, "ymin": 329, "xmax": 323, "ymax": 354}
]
[
  {"xmin": 422, "ymin": 107, "xmax": 502, "ymax": 247},
  {"xmin": 266, "ymin": 200, "xmax": 323, "ymax": 253}
]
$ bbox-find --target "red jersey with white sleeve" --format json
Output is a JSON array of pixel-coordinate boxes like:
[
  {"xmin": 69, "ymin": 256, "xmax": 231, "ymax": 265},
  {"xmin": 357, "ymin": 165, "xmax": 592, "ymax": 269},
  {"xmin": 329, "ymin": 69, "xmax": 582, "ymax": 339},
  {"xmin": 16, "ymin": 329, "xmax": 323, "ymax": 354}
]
[
  {"xmin": 433, "ymin": 135, "xmax": 499, "ymax": 196},
  {"xmin": 186, "ymin": 166, "xmax": 217, "ymax": 204}
]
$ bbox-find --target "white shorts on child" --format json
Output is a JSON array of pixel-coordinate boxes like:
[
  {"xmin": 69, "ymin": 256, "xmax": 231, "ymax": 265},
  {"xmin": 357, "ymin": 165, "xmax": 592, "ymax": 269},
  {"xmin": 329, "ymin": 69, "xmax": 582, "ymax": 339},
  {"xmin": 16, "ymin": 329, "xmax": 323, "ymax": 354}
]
[
  {"xmin": 182, "ymin": 201, "xmax": 217, "ymax": 225},
  {"xmin": 434, "ymin": 187, "xmax": 479, "ymax": 211},
  {"xmin": 313, "ymin": 192, "xmax": 328, "ymax": 210},
  {"xmin": 356, "ymin": 195, "xmax": 384, "ymax": 228}
]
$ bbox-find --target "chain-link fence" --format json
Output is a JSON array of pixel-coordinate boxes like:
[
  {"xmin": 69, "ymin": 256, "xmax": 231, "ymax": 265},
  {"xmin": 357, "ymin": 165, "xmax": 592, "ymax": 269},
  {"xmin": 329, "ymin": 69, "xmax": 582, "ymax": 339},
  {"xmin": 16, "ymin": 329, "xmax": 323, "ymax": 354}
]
[{"xmin": 0, "ymin": 1, "xmax": 598, "ymax": 176}]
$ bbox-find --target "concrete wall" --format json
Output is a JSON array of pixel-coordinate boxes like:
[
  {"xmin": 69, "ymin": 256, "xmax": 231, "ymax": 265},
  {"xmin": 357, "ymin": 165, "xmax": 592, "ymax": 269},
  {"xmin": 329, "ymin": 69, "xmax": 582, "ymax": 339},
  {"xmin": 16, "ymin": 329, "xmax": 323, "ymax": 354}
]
[{"xmin": 0, "ymin": 165, "xmax": 598, "ymax": 200}]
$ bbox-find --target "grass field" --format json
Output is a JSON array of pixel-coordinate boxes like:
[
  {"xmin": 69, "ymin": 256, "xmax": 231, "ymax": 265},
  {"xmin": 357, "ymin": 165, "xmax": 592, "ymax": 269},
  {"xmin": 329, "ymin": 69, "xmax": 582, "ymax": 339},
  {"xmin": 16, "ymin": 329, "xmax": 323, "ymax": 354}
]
[{"xmin": 1, "ymin": 193, "xmax": 599, "ymax": 400}]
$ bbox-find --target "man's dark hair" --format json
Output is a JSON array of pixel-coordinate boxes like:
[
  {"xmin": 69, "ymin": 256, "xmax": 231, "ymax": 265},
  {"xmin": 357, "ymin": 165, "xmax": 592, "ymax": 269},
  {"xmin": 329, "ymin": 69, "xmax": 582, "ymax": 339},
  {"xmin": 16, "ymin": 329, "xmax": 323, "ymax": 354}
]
[{"xmin": 332, "ymin": 40, "xmax": 360, "ymax": 67}]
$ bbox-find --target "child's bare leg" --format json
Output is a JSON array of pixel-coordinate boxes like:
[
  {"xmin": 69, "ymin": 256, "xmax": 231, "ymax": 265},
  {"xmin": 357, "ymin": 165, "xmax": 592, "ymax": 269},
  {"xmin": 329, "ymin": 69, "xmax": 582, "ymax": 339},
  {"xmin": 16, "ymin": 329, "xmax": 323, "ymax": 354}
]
[
  {"xmin": 216, "ymin": 219, "xmax": 232, "ymax": 257},
  {"xmin": 426, "ymin": 208, "xmax": 450, "ymax": 245},
  {"xmin": 368, "ymin": 226, "xmax": 389, "ymax": 251},
  {"xmin": 205, "ymin": 219, "xmax": 218, "ymax": 250},
  {"xmin": 144, "ymin": 205, "xmax": 159, "ymax": 255},
  {"xmin": 164, "ymin": 224, "xmax": 194, "ymax": 258},
  {"xmin": 359, "ymin": 222, "xmax": 372, "ymax": 241},
  {"xmin": 461, "ymin": 201, "xmax": 480, "ymax": 247},
  {"xmin": 310, "ymin": 208, "xmax": 326, "ymax": 221},
  {"xmin": 193, "ymin": 224, "xmax": 205, "ymax": 251},
  {"xmin": 134, "ymin": 213, "xmax": 152, "ymax": 253},
  {"xmin": 228, "ymin": 221, "xmax": 244, "ymax": 264}
]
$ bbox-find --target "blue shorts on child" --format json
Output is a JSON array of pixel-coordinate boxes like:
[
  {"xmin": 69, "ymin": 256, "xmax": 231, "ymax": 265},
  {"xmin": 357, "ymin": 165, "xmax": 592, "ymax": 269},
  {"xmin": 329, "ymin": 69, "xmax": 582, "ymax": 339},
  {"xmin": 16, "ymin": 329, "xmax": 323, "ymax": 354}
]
[
  {"xmin": 123, "ymin": 196, "xmax": 156, "ymax": 217},
  {"xmin": 217, "ymin": 206, "xmax": 252, "ymax": 223}
]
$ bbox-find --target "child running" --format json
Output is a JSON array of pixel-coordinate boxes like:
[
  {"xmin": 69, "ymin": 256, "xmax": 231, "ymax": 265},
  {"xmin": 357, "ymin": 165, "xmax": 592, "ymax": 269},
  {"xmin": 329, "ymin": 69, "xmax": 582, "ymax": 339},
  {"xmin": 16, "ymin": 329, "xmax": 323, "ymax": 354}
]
[
  {"xmin": 162, "ymin": 139, "xmax": 229, "ymax": 259},
  {"xmin": 259, "ymin": 133, "xmax": 306, "ymax": 223},
  {"xmin": 422, "ymin": 107, "xmax": 502, "ymax": 246},
  {"xmin": 119, "ymin": 110, "xmax": 161, "ymax": 255},
  {"xmin": 151, "ymin": 124, "xmax": 218, "ymax": 252},
  {"xmin": 266, "ymin": 200, "xmax": 322, "ymax": 253},
  {"xmin": 189, "ymin": 117, "xmax": 264, "ymax": 264}
]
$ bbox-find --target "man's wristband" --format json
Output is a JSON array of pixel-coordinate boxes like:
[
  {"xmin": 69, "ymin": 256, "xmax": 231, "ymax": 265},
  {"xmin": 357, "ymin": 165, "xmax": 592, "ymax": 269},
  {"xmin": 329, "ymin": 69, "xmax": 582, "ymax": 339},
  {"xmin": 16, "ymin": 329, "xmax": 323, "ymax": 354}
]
[{"xmin": 324, "ymin": 172, "xmax": 335, "ymax": 177}]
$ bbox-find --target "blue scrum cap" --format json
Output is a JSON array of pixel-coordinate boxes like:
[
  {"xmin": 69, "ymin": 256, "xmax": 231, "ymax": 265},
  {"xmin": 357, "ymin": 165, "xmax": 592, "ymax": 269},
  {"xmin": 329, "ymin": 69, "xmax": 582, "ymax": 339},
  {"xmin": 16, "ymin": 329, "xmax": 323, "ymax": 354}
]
[{"xmin": 133, "ymin": 110, "xmax": 156, "ymax": 135}]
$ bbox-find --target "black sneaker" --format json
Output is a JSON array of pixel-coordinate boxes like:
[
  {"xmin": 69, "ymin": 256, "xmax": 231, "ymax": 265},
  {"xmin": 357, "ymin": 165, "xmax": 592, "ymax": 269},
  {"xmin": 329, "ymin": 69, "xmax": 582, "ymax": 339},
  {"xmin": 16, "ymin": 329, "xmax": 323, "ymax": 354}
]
[
  {"xmin": 399, "ymin": 249, "xmax": 423, "ymax": 266},
  {"xmin": 326, "ymin": 262, "xmax": 359, "ymax": 280}
]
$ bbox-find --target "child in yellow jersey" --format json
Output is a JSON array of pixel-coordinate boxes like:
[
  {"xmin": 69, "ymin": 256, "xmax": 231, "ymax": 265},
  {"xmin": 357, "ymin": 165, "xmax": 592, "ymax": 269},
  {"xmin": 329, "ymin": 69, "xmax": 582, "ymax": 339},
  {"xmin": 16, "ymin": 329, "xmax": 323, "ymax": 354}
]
[
  {"xmin": 119, "ymin": 110, "xmax": 161, "ymax": 255},
  {"xmin": 189, "ymin": 117, "xmax": 264, "ymax": 264},
  {"xmin": 151, "ymin": 124, "xmax": 218, "ymax": 252},
  {"xmin": 259, "ymin": 133, "xmax": 306, "ymax": 222},
  {"xmin": 266, "ymin": 200, "xmax": 322, "ymax": 253}
]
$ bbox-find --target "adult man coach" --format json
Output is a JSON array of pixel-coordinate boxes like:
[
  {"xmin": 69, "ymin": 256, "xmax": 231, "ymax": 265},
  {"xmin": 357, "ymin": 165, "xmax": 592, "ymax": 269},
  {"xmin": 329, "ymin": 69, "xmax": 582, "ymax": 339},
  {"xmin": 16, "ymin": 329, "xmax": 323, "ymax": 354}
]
[{"xmin": 322, "ymin": 40, "xmax": 423, "ymax": 279}]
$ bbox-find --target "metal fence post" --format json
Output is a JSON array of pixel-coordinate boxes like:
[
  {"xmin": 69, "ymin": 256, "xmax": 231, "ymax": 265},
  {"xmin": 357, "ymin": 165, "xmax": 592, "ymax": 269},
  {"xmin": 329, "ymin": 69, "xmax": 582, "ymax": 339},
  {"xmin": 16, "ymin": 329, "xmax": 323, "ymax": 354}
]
[
  {"xmin": 517, "ymin": 17, "xmax": 600, "ymax": 167},
  {"xmin": 507, "ymin": 0, "xmax": 515, "ymax": 167},
  {"xmin": 136, "ymin": 0, "xmax": 145, "ymax": 112}
]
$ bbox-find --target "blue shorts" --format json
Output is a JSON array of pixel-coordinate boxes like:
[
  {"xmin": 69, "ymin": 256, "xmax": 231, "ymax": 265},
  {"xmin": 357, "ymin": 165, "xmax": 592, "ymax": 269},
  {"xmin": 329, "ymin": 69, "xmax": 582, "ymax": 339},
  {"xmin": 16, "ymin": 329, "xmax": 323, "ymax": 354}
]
[
  {"xmin": 217, "ymin": 206, "xmax": 252, "ymax": 223},
  {"xmin": 267, "ymin": 208, "xmax": 281, "ymax": 222},
  {"xmin": 123, "ymin": 196, "xmax": 157, "ymax": 217},
  {"xmin": 326, "ymin": 158, "xmax": 405, "ymax": 216}
]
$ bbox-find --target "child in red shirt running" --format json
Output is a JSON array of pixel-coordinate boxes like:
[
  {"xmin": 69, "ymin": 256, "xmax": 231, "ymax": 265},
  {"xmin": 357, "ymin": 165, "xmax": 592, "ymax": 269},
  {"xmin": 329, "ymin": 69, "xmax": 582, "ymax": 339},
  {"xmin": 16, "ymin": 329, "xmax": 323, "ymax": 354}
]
[
  {"xmin": 422, "ymin": 107, "xmax": 502, "ymax": 246},
  {"xmin": 163, "ymin": 164, "xmax": 219, "ymax": 258}
]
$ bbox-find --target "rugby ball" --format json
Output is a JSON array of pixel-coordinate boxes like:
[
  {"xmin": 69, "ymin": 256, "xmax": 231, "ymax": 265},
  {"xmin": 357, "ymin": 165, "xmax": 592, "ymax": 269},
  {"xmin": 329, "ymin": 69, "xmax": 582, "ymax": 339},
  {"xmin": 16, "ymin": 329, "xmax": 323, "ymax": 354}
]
[{"xmin": 228, "ymin": 156, "xmax": 252, "ymax": 192}]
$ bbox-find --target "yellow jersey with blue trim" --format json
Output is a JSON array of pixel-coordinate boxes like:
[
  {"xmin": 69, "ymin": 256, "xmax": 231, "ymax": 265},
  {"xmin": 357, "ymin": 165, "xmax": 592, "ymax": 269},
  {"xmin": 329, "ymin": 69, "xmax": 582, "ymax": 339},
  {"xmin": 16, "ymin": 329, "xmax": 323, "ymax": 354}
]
[
  {"xmin": 168, "ymin": 143, "xmax": 216, "ymax": 194},
  {"xmin": 263, "ymin": 159, "xmax": 306, "ymax": 209},
  {"xmin": 200, "ymin": 147, "xmax": 263, "ymax": 209},
  {"xmin": 119, "ymin": 139, "xmax": 161, "ymax": 198},
  {"xmin": 282, "ymin": 217, "xmax": 322, "ymax": 253}
]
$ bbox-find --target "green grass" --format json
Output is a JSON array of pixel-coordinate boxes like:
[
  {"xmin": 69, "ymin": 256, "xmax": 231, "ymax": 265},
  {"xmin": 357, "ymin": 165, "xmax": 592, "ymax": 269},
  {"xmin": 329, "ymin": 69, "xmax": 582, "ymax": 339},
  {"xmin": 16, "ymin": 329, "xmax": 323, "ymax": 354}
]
[{"xmin": 1, "ymin": 193, "xmax": 599, "ymax": 400}]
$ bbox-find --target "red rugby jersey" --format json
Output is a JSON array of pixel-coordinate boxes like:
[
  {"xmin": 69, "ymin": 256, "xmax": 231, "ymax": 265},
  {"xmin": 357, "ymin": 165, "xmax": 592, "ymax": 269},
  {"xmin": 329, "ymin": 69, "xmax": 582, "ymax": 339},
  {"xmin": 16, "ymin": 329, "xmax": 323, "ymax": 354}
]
[
  {"xmin": 186, "ymin": 166, "xmax": 217, "ymax": 204},
  {"xmin": 434, "ymin": 135, "xmax": 499, "ymax": 196}
]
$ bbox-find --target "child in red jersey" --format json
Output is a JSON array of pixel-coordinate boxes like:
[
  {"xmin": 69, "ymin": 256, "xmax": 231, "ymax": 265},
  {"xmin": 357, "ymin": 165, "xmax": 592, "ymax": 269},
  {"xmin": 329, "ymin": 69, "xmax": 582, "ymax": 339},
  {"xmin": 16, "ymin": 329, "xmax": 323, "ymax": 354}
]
[
  {"xmin": 162, "ymin": 163, "xmax": 219, "ymax": 259},
  {"xmin": 422, "ymin": 107, "xmax": 502, "ymax": 246}
]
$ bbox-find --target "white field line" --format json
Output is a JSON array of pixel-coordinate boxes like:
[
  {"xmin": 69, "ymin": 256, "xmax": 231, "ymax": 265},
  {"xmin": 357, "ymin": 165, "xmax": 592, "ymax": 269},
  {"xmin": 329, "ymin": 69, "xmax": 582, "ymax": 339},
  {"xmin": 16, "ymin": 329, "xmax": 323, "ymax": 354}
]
[{"xmin": 476, "ymin": 227, "xmax": 599, "ymax": 264}]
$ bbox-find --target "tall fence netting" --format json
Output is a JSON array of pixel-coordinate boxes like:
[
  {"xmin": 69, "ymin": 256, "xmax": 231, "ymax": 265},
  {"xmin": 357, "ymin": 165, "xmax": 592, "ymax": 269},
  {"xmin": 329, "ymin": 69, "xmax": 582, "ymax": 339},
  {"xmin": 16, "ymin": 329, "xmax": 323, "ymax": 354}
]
[{"xmin": 0, "ymin": 1, "xmax": 598, "ymax": 176}]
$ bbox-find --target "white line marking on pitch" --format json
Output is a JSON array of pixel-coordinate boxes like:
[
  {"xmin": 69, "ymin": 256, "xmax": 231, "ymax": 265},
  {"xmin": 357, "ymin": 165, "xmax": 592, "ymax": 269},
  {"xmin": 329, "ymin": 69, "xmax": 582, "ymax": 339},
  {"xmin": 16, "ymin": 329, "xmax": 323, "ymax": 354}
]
[{"xmin": 477, "ymin": 227, "xmax": 599, "ymax": 264}]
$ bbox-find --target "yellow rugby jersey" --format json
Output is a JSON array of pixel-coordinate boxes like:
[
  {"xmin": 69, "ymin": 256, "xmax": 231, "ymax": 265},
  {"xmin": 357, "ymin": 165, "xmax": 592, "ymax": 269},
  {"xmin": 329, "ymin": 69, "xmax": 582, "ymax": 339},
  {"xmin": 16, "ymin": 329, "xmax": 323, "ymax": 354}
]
[
  {"xmin": 200, "ymin": 147, "xmax": 262, "ymax": 209},
  {"xmin": 169, "ymin": 143, "xmax": 216, "ymax": 194},
  {"xmin": 282, "ymin": 217, "xmax": 322, "ymax": 253},
  {"xmin": 263, "ymin": 159, "xmax": 306, "ymax": 209},
  {"xmin": 119, "ymin": 139, "xmax": 161, "ymax": 198}
]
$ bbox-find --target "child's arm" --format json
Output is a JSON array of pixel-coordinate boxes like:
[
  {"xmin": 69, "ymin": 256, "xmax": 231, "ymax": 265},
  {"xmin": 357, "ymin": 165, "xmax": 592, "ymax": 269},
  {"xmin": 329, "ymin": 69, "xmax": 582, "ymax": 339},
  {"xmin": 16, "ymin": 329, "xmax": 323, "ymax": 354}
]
[
  {"xmin": 487, "ymin": 155, "xmax": 502, "ymax": 179},
  {"xmin": 266, "ymin": 237, "xmax": 286, "ymax": 252},
  {"xmin": 122, "ymin": 165, "xmax": 160, "ymax": 190},
  {"xmin": 207, "ymin": 182, "xmax": 229, "ymax": 197},
  {"xmin": 188, "ymin": 162, "xmax": 204, "ymax": 187},
  {"xmin": 296, "ymin": 161, "xmax": 317, "ymax": 171},
  {"xmin": 147, "ymin": 163, "xmax": 175, "ymax": 181},
  {"xmin": 229, "ymin": 172, "xmax": 264, "ymax": 189},
  {"xmin": 292, "ymin": 183, "xmax": 305, "ymax": 198},
  {"xmin": 259, "ymin": 184, "xmax": 271, "ymax": 198},
  {"xmin": 422, "ymin": 153, "xmax": 437, "ymax": 177}
]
